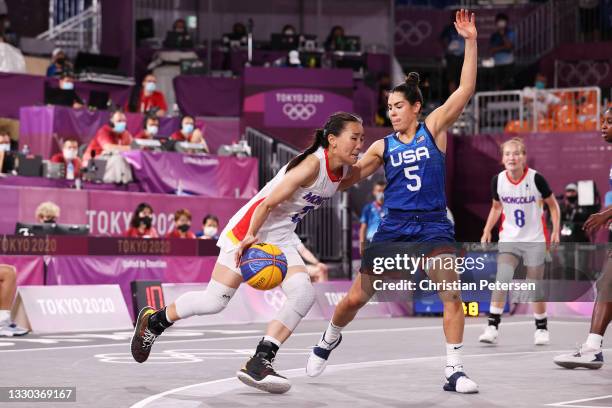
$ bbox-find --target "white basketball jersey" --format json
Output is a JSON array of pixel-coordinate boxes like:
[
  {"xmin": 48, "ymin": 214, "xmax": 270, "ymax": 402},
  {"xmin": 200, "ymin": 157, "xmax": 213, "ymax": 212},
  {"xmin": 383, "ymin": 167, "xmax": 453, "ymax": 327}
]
[
  {"xmin": 497, "ymin": 168, "xmax": 547, "ymax": 242},
  {"xmin": 217, "ymin": 147, "xmax": 345, "ymax": 251}
]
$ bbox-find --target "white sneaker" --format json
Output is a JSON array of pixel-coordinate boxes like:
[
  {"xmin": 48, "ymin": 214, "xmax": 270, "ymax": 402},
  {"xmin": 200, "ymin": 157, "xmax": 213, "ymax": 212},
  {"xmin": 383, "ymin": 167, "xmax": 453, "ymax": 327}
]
[
  {"xmin": 443, "ymin": 369, "xmax": 479, "ymax": 394},
  {"xmin": 478, "ymin": 325, "xmax": 498, "ymax": 344},
  {"xmin": 554, "ymin": 345, "xmax": 603, "ymax": 369},
  {"xmin": 306, "ymin": 332, "xmax": 342, "ymax": 377},
  {"xmin": 534, "ymin": 329, "xmax": 550, "ymax": 345},
  {"xmin": 0, "ymin": 322, "xmax": 29, "ymax": 337}
]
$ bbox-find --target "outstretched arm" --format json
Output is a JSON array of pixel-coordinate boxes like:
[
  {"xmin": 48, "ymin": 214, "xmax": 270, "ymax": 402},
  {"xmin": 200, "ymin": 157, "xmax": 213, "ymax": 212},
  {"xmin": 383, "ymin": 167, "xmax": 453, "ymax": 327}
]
[
  {"xmin": 339, "ymin": 140, "xmax": 385, "ymax": 191},
  {"xmin": 426, "ymin": 9, "xmax": 477, "ymax": 144}
]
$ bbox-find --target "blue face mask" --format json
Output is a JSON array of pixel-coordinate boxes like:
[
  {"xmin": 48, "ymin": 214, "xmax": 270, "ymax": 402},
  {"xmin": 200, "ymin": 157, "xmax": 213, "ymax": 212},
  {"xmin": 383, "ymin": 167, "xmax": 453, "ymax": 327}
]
[
  {"xmin": 182, "ymin": 123, "xmax": 194, "ymax": 134},
  {"xmin": 534, "ymin": 81, "xmax": 545, "ymax": 90},
  {"xmin": 144, "ymin": 82, "xmax": 156, "ymax": 93},
  {"xmin": 113, "ymin": 121, "xmax": 127, "ymax": 133},
  {"xmin": 60, "ymin": 81, "xmax": 74, "ymax": 90}
]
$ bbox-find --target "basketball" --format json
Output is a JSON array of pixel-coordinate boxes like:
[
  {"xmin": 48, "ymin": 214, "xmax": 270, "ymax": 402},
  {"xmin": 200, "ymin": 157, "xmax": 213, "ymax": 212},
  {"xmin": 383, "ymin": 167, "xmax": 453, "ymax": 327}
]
[{"xmin": 239, "ymin": 243, "xmax": 288, "ymax": 290}]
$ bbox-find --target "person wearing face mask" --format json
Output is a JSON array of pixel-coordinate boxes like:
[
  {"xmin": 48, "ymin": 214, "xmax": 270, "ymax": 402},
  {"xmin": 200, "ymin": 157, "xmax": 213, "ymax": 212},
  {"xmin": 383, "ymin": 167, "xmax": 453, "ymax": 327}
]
[
  {"xmin": 134, "ymin": 115, "xmax": 160, "ymax": 140},
  {"xmin": 166, "ymin": 209, "xmax": 196, "ymax": 239},
  {"xmin": 170, "ymin": 115, "xmax": 209, "ymax": 152},
  {"xmin": 522, "ymin": 73, "xmax": 560, "ymax": 122},
  {"xmin": 135, "ymin": 74, "xmax": 167, "ymax": 117},
  {"xmin": 125, "ymin": 203, "xmax": 159, "ymax": 238},
  {"xmin": 358, "ymin": 180, "xmax": 387, "ymax": 256},
  {"xmin": 35, "ymin": 201, "xmax": 60, "ymax": 224},
  {"xmin": 83, "ymin": 109, "xmax": 133, "ymax": 165},
  {"xmin": 46, "ymin": 48, "xmax": 73, "ymax": 78},
  {"xmin": 0, "ymin": 128, "xmax": 15, "ymax": 174},
  {"xmin": 196, "ymin": 214, "xmax": 220, "ymax": 239},
  {"xmin": 489, "ymin": 13, "xmax": 516, "ymax": 90},
  {"xmin": 50, "ymin": 138, "xmax": 82, "ymax": 180}
]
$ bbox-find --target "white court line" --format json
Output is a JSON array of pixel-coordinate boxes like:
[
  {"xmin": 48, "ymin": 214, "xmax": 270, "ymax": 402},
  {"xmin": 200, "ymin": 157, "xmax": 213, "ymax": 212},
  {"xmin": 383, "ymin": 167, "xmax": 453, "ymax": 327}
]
[
  {"xmin": 0, "ymin": 320, "xmax": 549, "ymax": 353},
  {"xmin": 547, "ymin": 394, "xmax": 612, "ymax": 407},
  {"xmin": 129, "ymin": 347, "xmax": 612, "ymax": 408}
]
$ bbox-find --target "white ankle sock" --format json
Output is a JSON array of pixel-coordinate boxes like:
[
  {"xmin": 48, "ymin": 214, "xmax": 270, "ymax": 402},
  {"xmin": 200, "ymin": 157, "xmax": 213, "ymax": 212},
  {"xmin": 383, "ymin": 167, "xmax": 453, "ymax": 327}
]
[
  {"xmin": 534, "ymin": 312, "xmax": 547, "ymax": 320},
  {"xmin": 0, "ymin": 310, "xmax": 10, "ymax": 324},
  {"xmin": 321, "ymin": 321, "xmax": 343, "ymax": 347},
  {"xmin": 165, "ymin": 308, "xmax": 174, "ymax": 323},
  {"xmin": 586, "ymin": 333, "xmax": 603, "ymax": 350},
  {"xmin": 263, "ymin": 335, "xmax": 281, "ymax": 347},
  {"xmin": 489, "ymin": 306, "xmax": 504, "ymax": 315},
  {"xmin": 445, "ymin": 343, "xmax": 464, "ymax": 377}
]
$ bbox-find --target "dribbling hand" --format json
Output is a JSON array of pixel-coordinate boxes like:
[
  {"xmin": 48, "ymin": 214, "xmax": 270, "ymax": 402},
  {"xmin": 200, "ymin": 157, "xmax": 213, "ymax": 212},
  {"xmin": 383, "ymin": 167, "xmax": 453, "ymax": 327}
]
[{"xmin": 235, "ymin": 234, "xmax": 259, "ymax": 267}]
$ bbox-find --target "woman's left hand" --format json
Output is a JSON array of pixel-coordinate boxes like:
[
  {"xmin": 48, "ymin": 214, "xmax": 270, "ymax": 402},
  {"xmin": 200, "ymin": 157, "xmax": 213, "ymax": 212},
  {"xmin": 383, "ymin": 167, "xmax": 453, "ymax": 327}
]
[
  {"xmin": 455, "ymin": 9, "xmax": 477, "ymax": 41},
  {"xmin": 235, "ymin": 234, "xmax": 259, "ymax": 267}
]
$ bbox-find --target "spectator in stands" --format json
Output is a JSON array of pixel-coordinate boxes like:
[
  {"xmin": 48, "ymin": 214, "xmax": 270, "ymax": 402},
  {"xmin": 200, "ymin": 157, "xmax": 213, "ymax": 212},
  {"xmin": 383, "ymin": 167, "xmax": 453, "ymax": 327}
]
[
  {"xmin": 83, "ymin": 109, "xmax": 133, "ymax": 165},
  {"xmin": 170, "ymin": 115, "xmax": 210, "ymax": 152},
  {"xmin": 0, "ymin": 264, "xmax": 28, "ymax": 337},
  {"xmin": 135, "ymin": 73, "xmax": 167, "ymax": 117},
  {"xmin": 440, "ymin": 10, "xmax": 465, "ymax": 96},
  {"xmin": 134, "ymin": 114, "xmax": 159, "ymax": 140},
  {"xmin": 125, "ymin": 202, "xmax": 159, "ymax": 238},
  {"xmin": 560, "ymin": 183, "xmax": 600, "ymax": 242},
  {"xmin": 232, "ymin": 22, "xmax": 247, "ymax": 38},
  {"xmin": 522, "ymin": 73, "xmax": 560, "ymax": 121},
  {"xmin": 282, "ymin": 24, "xmax": 297, "ymax": 36},
  {"xmin": 359, "ymin": 180, "xmax": 387, "ymax": 255},
  {"xmin": 35, "ymin": 201, "xmax": 60, "ymax": 223},
  {"xmin": 51, "ymin": 71, "xmax": 84, "ymax": 109},
  {"xmin": 0, "ymin": 127, "xmax": 16, "ymax": 174},
  {"xmin": 196, "ymin": 214, "xmax": 219, "ymax": 239},
  {"xmin": 166, "ymin": 209, "xmax": 196, "ymax": 239},
  {"xmin": 296, "ymin": 238, "xmax": 329, "ymax": 283},
  {"xmin": 50, "ymin": 138, "xmax": 81, "ymax": 180},
  {"xmin": 46, "ymin": 48, "xmax": 73, "ymax": 78},
  {"xmin": 173, "ymin": 18, "xmax": 187, "ymax": 33},
  {"xmin": 490, "ymin": 13, "xmax": 516, "ymax": 90},
  {"xmin": 324, "ymin": 25, "xmax": 346, "ymax": 51}
]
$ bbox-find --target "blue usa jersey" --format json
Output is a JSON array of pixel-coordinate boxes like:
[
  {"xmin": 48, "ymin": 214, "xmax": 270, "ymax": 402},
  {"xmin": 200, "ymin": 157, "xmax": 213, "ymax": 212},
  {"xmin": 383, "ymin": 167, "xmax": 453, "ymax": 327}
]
[{"xmin": 383, "ymin": 123, "xmax": 446, "ymax": 212}]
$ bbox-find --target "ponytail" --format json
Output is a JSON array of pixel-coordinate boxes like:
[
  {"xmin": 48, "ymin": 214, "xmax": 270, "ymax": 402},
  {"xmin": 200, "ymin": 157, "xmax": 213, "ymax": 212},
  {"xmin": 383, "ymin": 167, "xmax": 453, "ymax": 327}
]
[{"xmin": 285, "ymin": 112, "xmax": 362, "ymax": 173}]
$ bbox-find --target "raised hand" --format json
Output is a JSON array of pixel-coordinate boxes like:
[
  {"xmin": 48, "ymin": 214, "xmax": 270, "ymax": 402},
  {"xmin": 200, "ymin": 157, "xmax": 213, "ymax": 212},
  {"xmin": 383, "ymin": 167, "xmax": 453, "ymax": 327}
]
[{"xmin": 455, "ymin": 9, "xmax": 477, "ymax": 41}]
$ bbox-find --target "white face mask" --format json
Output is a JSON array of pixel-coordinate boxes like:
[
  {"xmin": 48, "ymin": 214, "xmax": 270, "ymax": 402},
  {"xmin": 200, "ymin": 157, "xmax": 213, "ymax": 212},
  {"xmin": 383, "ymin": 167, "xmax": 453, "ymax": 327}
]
[
  {"xmin": 63, "ymin": 148, "xmax": 77, "ymax": 160},
  {"xmin": 0, "ymin": 143, "xmax": 10, "ymax": 152},
  {"xmin": 203, "ymin": 226, "xmax": 218, "ymax": 237},
  {"xmin": 146, "ymin": 125, "xmax": 159, "ymax": 136}
]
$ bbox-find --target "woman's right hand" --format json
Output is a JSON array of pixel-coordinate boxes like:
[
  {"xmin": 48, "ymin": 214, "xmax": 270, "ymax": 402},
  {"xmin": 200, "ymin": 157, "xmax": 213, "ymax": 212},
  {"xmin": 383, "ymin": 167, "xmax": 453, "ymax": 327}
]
[
  {"xmin": 235, "ymin": 234, "xmax": 259, "ymax": 267},
  {"xmin": 480, "ymin": 230, "xmax": 491, "ymax": 244}
]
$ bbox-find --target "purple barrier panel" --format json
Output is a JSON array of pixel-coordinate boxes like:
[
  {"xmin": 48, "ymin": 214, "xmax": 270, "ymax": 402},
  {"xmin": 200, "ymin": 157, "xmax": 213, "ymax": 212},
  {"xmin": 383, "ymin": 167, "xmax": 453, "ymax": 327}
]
[
  {"xmin": 240, "ymin": 284, "xmax": 324, "ymax": 323},
  {"xmin": 199, "ymin": 117, "xmax": 241, "ymax": 154},
  {"xmin": 512, "ymin": 302, "xmax": 594, "ymax": 318},
  {"xmin": 46, "ymin": 255, "xmax": 215, "ymax": 320},
  {"xmin": 86, "ymin": 189, "xmax": 247, "ymax": 236},
  {"xmin": 314, "ymin": 281, "xmax": 392, "ymax": 319},
  {"xmin": 16, "ymin": 185, "xmax": 89, "ymax": 226},
  {"xmin": 263, "ymin": 88, "xmax": 353, "ymax": 128},
  {"xmin": 162, "ymin": 283, "xmax": 256, "ymax": 327},
  {"xmin": 174, "ymin": 76, "xmax": 242, "ymax": 117},
  {"xmin": 0, "ymin": 187, "xmax": 19, "ymax": 234},
  {"xmin": 0, "ymin": 256, "xmax": 44, "ymax": 286},
  {"xmin": 19, "ymin": 106, "xmax": 181, "ymax": 158},
  {"xmin": 0, "ymin": 73, "xmax": 45, "ymax": 119},
  {"xmin": 122, "ymin": 151, "xmax": 258, "ymax": 198}
]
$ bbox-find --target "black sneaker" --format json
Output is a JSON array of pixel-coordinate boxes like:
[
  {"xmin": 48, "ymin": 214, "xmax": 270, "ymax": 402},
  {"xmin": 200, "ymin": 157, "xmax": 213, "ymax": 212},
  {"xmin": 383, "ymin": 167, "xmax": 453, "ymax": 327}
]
[
  {"xmin": 130, "ymin": 306, "xmax": 159, "ymax": 363},
  {"xmin": 236, "ymin": 354, "xmax": 291, "ymax": 394}
]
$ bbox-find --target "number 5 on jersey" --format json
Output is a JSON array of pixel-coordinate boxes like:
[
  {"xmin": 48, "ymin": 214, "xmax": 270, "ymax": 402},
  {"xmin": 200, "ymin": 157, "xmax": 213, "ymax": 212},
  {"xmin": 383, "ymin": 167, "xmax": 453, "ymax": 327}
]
[{"xmin": 404, "ymin": 165, "xmax": 421, "ymax": 191}]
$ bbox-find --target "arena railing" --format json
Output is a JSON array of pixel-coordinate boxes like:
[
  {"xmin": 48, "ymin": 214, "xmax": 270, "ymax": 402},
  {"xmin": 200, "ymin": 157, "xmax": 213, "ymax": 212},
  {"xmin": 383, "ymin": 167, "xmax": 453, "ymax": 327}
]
[
  {"xmin": 473, "ymin": 86, "xmax": 600, "ymax": 134},
  {"xmin": 244, "ymin": 127, "xmax": 350, "ymax": 273}
]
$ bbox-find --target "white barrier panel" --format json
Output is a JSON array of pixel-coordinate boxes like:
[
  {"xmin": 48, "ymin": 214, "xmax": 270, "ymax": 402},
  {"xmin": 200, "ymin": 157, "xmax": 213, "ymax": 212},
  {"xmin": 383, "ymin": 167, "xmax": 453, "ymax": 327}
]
[{"xmin": 12, "ymin": 285, "xmax": 133, "ymax": 334}]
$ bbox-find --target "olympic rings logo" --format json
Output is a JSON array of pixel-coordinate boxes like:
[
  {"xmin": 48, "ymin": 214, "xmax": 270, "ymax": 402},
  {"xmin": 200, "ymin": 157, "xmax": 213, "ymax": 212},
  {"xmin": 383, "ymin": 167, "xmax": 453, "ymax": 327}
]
[
  {"xmin": 395, "ymin": 20, "xmax": 432, "ymax": 46},
  {"xmin": 557, "ymin": 60, "xmax": 610, "ymax": 86},
  {"xmin": 282, "ymin": 103, "xmax": 317, "ymax": 121},
  {"xmin": 264, "ymin": 288, "xmax": 287, "ymax": 311}
]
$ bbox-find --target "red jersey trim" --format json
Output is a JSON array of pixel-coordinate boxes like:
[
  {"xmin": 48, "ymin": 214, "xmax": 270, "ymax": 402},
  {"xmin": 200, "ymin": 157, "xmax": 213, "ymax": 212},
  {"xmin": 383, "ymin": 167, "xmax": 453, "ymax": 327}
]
[
  {"xmin": 324, "ymin": 148, "xmax": 342, "ymax": 182},
  {"xmin": 505, "ymin": 167, "xmax": 529, "ymax": 185}
]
